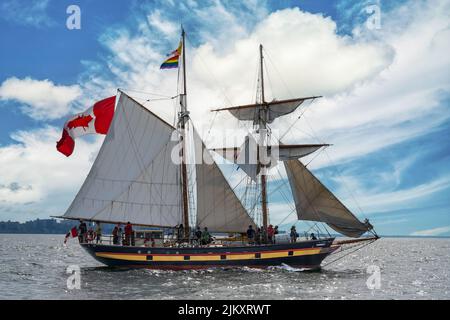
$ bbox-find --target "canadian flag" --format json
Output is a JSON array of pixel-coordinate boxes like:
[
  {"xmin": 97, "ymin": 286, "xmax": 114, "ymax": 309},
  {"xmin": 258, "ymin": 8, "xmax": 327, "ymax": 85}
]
[
  {"xmin": 57, "ymin": 96, "xmax": 116, "ymax": 157},
  {"xmin": 64, "ymin": 227, "xmax": 78, "ymax": 244}
]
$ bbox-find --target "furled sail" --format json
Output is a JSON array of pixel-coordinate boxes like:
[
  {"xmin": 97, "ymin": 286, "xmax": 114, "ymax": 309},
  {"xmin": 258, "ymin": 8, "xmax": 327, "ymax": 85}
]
[
  {"xmin": 193, "ymin": 128, "xmax": 256, "ymax": 233},
  {"xmin": 284, "ymin": 159, "xmax": 372, "ymax": 238},
  {"xmin": 61, "ymin": 92, "xmax": 183, "ymax": 227},
  {"xmin": 277, "ymin": 144, "xmax": 329, "ymax": 160},
  {"xmin": 211, "ymin": 96, "xmax": 321, "ymax": 124}
]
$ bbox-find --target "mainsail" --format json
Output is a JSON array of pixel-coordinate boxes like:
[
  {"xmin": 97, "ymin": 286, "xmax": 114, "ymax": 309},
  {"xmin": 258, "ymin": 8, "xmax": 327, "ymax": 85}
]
[
  {"xmin": 284, "ymin": 159, "xmax": 372, "ymax": 237},
  {"xmin": 193, "ymin": 128, "xmax": 256, "ymax": 233},
  {"xmin": 62, "ymin": 92, "xmax": 183, "ymax": 227}
]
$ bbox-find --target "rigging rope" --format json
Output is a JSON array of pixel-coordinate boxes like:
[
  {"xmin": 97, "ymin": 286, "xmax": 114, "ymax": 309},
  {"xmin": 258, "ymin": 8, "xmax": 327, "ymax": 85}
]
[
  {"xmin": 278, "ymin": 98, "xmax": 316, "ymax": 142},
  {"xmin": 322, "ymin": 238, "xmax": 377, "ymax": 267},
  {"xmin": 118, "ymin": 88, "xmax": 174, "ymax": 99}
]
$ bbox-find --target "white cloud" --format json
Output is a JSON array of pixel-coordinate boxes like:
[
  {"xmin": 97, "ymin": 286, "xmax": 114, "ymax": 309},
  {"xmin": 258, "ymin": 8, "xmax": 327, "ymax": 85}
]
[
  {"xmin": 0, "ymin": 77, "xmax": 82, "ymax": 120},
  {"xmin": 411, "ymin": 225, "xmax": 450, "ymax": 236},
  {"xmin": 0, "ymin": 0, "xmax": 53, "ymax": 27},
  {"xmin": 147, "ymin": 10, "xmax": 178, "ymax": 37},
  {"xmin": 276, "ymin": 0, "xmax": 450, "ymax": 168},
  {"xmin": 342, "ymin": 175, "xmax": 450, "ymax": 214},
  {"xmin": 0, "ymin": 126, "xmax": 102, "ymax": 221}
]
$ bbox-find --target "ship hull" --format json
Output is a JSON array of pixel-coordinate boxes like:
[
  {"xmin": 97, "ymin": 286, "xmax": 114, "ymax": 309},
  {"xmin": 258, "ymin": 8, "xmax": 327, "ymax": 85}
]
[{"xmin": 81, "ymin": 238, "xmax": 336, "ymax": 270}]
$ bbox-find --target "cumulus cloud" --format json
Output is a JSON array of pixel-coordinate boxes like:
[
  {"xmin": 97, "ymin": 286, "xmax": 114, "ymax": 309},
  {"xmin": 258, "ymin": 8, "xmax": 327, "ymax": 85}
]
[
  {"xmin": 0, "ymin": 77, "xmax": 82, "ymax": 120},
  {"xmin": 280, "ymin": 0, "xmax": 450, "ymax": 167},
  {"xmin": 82, "ymin": 4, "xmax": 395, "ymax": 138},
  {"xmin": 147, "ymin": 10, "xmax": 178, "ymax": 37},
  {"xmin": 0, "ymin": 126, "xmax": 102, "ymax": 221}
]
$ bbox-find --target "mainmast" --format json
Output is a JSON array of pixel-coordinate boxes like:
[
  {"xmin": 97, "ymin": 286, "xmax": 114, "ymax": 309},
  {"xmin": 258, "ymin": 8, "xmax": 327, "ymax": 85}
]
[
  {"xmin": 179, "ymin": 28, "xmax": 190, "ymax": 239},
  {"xmin": 259, "ymin": 44, "xmax": 269, "ymax": 242}
]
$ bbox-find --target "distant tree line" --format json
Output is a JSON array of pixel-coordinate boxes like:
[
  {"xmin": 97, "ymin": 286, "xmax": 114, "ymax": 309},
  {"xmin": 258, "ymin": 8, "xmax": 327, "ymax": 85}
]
[{"xmin": 0, "ymin": 218, "xmax": 89, "ymax": 234}]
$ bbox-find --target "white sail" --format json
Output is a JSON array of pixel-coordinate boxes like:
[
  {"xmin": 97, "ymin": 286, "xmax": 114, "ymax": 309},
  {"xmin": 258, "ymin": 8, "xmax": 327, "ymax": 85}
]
[
  {"xmin": 212, "ymin": 97, "xmax": 320, "ymax": 124},
  {"xmin": 278, "ymin": 144, "xmax": 328, "ymax": 160},
  {"xmin": 284, "ymin": 159, "xmax": 372, "ymax": 238},
  {"xmin": 62, "ymin": 92, "xmax": 183, "ymax": 227},
  {"xmin": 212, "ymin": 139, "xmax": 328, "ymax": 181},
  {"xmin": 193, "ymin": 128, "xmax": 256, "ymax": 233}
]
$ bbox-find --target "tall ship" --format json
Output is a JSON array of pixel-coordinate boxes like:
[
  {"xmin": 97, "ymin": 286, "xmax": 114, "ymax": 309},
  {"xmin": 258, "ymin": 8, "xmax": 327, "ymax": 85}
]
[{"xmin": 56, "ymin": 29, "xmax": 378, "ymax": 270}]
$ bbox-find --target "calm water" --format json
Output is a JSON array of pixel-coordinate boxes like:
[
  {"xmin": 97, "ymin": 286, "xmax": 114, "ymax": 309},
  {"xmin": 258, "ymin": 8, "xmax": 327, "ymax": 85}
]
[{"xmin": 0, "ymin": 234, "xmax": 449, "ymax": 300}]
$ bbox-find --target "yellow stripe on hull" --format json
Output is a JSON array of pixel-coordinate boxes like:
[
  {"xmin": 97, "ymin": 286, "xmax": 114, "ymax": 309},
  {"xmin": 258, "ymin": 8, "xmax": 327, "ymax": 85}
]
[
  {"xmin": 96, "ymin": 253, "xmax": 147, "ymax": 261},
  {"xmin": 96, "ymin": 248, "xmax": 326, "ymax": 263},
  {"xmin": 190, "ymin": 255, "xmax": 222, "ymax": 261},
  {"xmin": 293, "ymin": 248, "xmax": 321, "ymax": 256},
  {"xmin": 152, "ymin": 255, "xmax": 185, "ymax": 262},
  {"xmin": 226, "ymin": 253, "xmax": 255, "ymax": 260}
]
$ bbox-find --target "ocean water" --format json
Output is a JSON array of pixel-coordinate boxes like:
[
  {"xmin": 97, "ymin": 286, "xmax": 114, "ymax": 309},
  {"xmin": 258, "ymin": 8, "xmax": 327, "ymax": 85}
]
[{"xmin": 0, "ymin": 234, "xmax": 449, "ymax": 300}]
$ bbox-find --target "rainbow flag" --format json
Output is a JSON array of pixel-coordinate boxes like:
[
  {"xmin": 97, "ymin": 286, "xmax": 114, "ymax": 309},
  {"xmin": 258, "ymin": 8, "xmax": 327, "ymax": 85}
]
[{"xmin": 160, "ymin": 41, "xmax": 182, "ymax": 69}]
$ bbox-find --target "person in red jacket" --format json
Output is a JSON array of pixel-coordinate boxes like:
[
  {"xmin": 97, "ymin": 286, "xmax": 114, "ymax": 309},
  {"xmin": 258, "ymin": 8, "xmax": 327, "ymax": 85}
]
[
  {"xmin": 267, "ymin": 224, "xmax": 274, "ymax": 244},
  {"xmin": 124, "ymin": 222, "xmax": 133, "ymax": 246}
]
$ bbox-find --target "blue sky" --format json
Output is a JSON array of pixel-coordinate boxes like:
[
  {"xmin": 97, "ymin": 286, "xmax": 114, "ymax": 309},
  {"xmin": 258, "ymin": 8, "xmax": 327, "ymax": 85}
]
[{"xmin": 0, "ymin": 0, "xmax": 449, "ymax": 236}]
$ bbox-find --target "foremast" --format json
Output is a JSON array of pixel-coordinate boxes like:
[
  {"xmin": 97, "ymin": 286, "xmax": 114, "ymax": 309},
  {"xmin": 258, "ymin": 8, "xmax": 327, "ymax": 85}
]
[{"xmin": 179, "ymin": 28, "xmax": 190, "ymax": 240}]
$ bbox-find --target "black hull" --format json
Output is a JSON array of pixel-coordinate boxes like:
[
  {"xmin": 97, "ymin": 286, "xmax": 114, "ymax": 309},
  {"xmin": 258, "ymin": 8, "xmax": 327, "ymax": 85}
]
[{"xmin": 81, "ymin": 238, "xmax": 336, "ymax": 270}]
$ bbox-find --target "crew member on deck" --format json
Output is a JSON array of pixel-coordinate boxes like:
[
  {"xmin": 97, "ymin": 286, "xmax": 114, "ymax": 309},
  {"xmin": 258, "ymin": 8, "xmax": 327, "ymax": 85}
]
[
  {"xmin": 95, "ymin": 222, "xmax": 102, "ymax": 244},
  {"xmin": 267, "ymin": 224, "xmax": 274, "ymax": 244},
  {"xmin": 87, "ymin": 227, "xmax": 94, "ymax": 243},
  {"xmin": 78, "ymin": 220, "xmax": 87, "ymax": 243},
  {"xmin": 273, "ymin": 226, "xmax": 279, "ymax": 244},
  {"xmin": 177, "ymin": 224, "xmax": 184, "ymax": 242},
  {"xmin": 201, "ymin": 227, "xmax": 211, "ymax": 245},
  {"xmin": 246, "ymin": 225, "xmax": 255, "ymax": 245},
  {"xmin": 117, "ymin": 225, "xmax": 123, "ymax": 245},
  {"xmin": 310, "ymin": 233, "xmax": 317, "ymax": 240},
  {"xmin": 125, "ymin": 222, "xmax": 133, "ymax": 246},
  {"xmin": 195, "ymin": 226, "xmax": 202, "ymax": 244},
  {"xmin": 290, "ymin": 226, "xmax": 298, "ymax": 243},
  {"xmin": 112, "ymin": 225, "xmax": 119, "ymax": 244},
  {"xmin": 255, "ymin": 227, "xmax": 261, "ymax": 245},
  {"xmin": 260, "ymin": 226, "xmax": 267, "ymax": 244}
]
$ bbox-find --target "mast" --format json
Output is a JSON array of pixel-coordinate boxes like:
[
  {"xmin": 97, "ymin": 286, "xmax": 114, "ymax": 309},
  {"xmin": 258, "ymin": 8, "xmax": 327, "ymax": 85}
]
[
  {"xmin": 180, "ymin": 28, "xmax": 190, "ymax": 239},
  {"xmin": 259, "ymin": 44, "xmax": 269, "ymax": 242}
]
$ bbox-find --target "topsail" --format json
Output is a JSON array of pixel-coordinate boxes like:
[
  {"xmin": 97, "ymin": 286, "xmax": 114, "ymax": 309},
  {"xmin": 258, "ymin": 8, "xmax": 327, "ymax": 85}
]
[{"xmin": 212, "ymin": 97, "xmax": 321, "ymax": 124}]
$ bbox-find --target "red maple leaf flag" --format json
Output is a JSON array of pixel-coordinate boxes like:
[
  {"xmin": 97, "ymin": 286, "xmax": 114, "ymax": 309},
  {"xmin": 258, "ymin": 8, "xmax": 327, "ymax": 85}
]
[{"xmin": 57, "ymin": 96, "xmax": 116, "ymax": 157}]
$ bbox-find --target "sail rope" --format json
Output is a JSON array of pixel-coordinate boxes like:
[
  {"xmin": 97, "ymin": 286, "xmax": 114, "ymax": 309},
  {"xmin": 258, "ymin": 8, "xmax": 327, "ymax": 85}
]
[
  {"xmin": 278, "ymin": 98, "xmax": 316, "ymax": 142},
  {"xmin": 184, "ymin": 33, "xmax": 236, "ymax": 109},
  {"xmin": 262, "ymin": 48, "xmax": 295, "ymax": 99},
  {"xmin": 118, "ymin": 88, "xmax": 174, "ymax": 98},
  {"xmin": 322, "ymin": 238, "xmax": 377, "ymax": 268}
]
